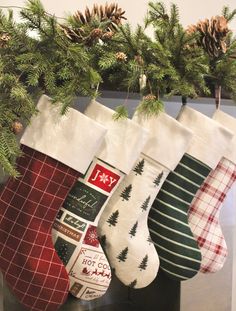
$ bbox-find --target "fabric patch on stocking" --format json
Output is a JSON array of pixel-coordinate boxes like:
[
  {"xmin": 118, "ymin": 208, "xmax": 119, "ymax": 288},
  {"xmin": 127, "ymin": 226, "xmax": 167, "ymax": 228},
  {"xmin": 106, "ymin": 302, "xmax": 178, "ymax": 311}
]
[
  {"xmin": 149, "ymin": 106, "xmax": 233, "ymax": 281},
  {"xmin": 0, "ymin": 145, "xmax": 80, "ymax": 311},
  {"xmin": 53, "ymin": 159, "xmax": 124, "ymax": 300},
  {"xmin": 0, "ymin": 96, "xmax": 107, "ymax": 311},
  {"xmin": 189, "ymin": 158, "xmax": 236, "ymax": 273},
  {"xmin": 149, "ymin": 154, "xmax": 211, "ymax": 280},
  {"xmin": 189, "ymin": 110, "xmax": 236, "ymax": 273},
  {"xmin": 53, "ymin": 100, "xmax": 148, "ymax": 300},
  {"xmin": 98, "ymin": 112, "xmax": 193, "ymax": 288}
]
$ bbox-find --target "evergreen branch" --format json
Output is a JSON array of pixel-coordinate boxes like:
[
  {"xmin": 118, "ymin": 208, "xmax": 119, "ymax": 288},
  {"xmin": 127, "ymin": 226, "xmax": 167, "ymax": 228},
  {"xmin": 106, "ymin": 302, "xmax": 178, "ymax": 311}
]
[
  {"xmin": 119, "ymin": 24, "xmax": 137, "ymax": 54},
  {"xmin": 170, "ymin": 3, "xmax": 179, "ymax": 32},
  {"xmin": 0, "ymin": 130, "xmax": 22, "ymax": 178},
  {"xmin": 222, "ymin": 6, "xmax": 236, "ymax": 22},
  {"xmin": 98, "ymin": 53, "xmax": 117, "ymax": 70},
  {"xmin": 0, "ymin": 153, "xmax": 20, "ymax": 178},
  {"xmin": 112, "ymin": 105, "xmax": 128, "ymax": 120},
  {"xmin": 0, "ymin": 5, "xmax": 66, "ymax": 20},
  {"xmin": 136, "ymin": 97, "xmax": 164, "ymax": 117}
]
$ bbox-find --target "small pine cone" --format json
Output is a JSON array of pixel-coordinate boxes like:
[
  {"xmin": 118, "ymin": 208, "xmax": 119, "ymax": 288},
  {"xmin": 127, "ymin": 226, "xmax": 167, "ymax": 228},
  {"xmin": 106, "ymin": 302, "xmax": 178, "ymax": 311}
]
[
  {"xmin": 134, "ymin": 55, "xmax": 144, "ymax": 66},
  {"xmin": 12, "ymin": 121, "xmax": 23, "ymax": 135},
  {"xmin": 90, "ymin": 28, "xmax": 103, "ymax": 39},
  {"xmin": 115, "ymin": 52, "xmax": 127, "ymax": 61},
  {"xmin": 102, "ymin": 31, "xmax": 114, "ymax": 40},
  {"xmin": 0, "ymin": 33, "xmax": 10, "ymax": 48},
  {"xmin": 143, "ymin": 94, "xmax": 156, "ymax": 101}
]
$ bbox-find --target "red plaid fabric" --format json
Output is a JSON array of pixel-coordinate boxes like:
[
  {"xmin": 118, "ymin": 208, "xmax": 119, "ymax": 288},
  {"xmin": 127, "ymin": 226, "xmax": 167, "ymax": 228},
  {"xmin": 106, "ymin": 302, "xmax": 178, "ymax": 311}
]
[
  {"xmin": 188, "ymin": 157, "xmax": 236, "ymax": 273},
  {"xmin": 0, "ymin": 145, "xmax": 80, "ymax": 311}
]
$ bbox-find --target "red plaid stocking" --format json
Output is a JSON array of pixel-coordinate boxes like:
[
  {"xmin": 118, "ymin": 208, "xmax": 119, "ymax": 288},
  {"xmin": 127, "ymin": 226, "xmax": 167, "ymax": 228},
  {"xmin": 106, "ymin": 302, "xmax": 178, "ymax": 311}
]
[
  {"xmin": 188, "ymin": 109, "xmax": 236, "ymax": 273},
  {"xmin": 0, "ymin": 145, "xmax": 80, "ymax": 311},
  {"xmin": 0, "ymin": 95, "xmax": 107, "ymax": 311}
]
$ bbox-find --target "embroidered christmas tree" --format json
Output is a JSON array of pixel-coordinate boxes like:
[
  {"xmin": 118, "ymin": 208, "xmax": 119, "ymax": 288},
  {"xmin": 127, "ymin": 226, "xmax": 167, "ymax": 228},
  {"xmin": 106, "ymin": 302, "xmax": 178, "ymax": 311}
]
[
  {"xmin": 107, "ymin": 210, "xmax": 119, "ymax": 227},
  {"xmin": 133, "ymin": 159, "xmax": 145, "ymax": 175},
  {"xmin": 153, "ymin": 171, "xmax": 163, "ymax": 187},
  {"xmin": 129, "ymin": 221, "xmax": 138, "ymax": 238},
  {"xmin": 141, "ymin": 196, "xmax": 151, "ymax": 211},
  {"xmin": 139, "ymin": 255, "xmax": 148, "ymax": 271},
  {"xmin": 117, "ymin": 247, "xmax": 128, "ymax": 262},
  {"xmin": 128, "ymin": 279, "xmax": 137, "ymax": 288},
  {"xmin": 120, "ymin": 184, "xmax": 132, "ymax": 201}
]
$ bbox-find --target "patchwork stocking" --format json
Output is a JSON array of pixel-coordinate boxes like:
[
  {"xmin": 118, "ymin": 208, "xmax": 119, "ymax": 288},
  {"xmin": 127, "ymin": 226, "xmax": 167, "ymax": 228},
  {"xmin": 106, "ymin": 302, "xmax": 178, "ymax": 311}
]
[
  {"xmin": 53, "ymin": 100, "xmax": 148, "ymax": 300},
  {"xmin": 0, "ymin": 95, "xmax": 106, "ymax": 311},
  {"xmin": 148, "ymin": 106, "xmax": 233, "ymax": 281},
  {"xmin": 97, "ymin": 112, "xmax": 193, "ymax": 288},
  {"xmin": 188, "ymin": 110, "xmax": 236, "ymax": 273}
]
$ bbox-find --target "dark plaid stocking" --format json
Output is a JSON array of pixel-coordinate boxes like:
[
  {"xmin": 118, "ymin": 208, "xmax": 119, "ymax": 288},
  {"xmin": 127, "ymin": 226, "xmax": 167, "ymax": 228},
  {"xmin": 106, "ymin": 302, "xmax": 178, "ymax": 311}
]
[{"xmin": 0, "ymin": 145, "xmax": 80, "ymax": 311}]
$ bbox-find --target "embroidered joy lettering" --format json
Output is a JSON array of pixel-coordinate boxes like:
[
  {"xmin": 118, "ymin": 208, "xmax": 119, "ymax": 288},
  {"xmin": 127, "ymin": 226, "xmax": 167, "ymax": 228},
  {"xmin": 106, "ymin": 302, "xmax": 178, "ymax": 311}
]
[{"xmin": 88, "ymin": 164, "xmax": 121, "ymax": 193}]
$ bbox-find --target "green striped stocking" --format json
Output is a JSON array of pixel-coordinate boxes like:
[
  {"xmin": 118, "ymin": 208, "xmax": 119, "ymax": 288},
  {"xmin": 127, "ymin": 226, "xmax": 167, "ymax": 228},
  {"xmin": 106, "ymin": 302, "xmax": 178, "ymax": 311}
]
[{"xmin": 148, "ymin": 106, "xmax": 233, "ymax": 281}]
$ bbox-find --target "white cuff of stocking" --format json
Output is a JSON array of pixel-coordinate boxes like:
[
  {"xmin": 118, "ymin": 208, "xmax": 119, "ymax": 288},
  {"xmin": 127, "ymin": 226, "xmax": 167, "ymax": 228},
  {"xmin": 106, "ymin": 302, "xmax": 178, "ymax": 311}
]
[
  {"xmin": 84, "ymin": 100, "xmax": 149, "ymax": 174},
  {"xmin": 213, "ymin": 109, "xmax": 236, "ymax": 164},
  {"xmin": 20, "ymin": 95, "xmax": 107, "ymax": 174},
  {"xmin": 177, "ymin": 105, "xmax": 233, "ymax": 169},
  {"xmin": 132, "ymin": 111, "xmax": 193, "ymax": 171}
]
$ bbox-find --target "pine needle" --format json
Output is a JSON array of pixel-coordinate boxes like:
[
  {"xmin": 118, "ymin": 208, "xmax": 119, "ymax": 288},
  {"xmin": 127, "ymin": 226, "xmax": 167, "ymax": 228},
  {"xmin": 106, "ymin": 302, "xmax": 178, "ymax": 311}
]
[
  {"xmin": 112, "ymin": 105, "xmax": 128, "ymax": 120},
  {"xmin": 136, "ymin": 98, "xmax": 164, "ymax": 117}
]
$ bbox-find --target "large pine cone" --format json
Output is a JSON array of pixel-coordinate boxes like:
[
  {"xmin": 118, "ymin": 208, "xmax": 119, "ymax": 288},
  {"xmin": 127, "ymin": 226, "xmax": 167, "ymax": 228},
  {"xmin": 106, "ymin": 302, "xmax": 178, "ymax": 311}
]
[
  {"xmin": 187, "ymin": 16, "xmax": 230, "ymax": 57},
  {"xmin": 74, "ymin": 3, "xmax": 127, "ymax": 27}
]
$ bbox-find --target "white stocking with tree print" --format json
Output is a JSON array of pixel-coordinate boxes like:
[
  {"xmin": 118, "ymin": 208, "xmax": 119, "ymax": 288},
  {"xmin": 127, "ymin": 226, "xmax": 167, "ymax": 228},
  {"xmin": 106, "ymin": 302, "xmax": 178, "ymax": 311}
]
[
  {"xmin": 52, "ymin": 100, "xmax": 148, "ymax": 300},
  {"xmin": 98, "ymin": 112, "xmax": 193, "ymax": 288}
]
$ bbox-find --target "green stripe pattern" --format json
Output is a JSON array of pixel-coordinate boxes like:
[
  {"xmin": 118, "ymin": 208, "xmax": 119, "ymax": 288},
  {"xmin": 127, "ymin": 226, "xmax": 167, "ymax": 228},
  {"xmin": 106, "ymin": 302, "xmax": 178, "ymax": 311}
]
[{"xmin": 148, "ymin": 154, "xmax": 211, "ymax": 281}]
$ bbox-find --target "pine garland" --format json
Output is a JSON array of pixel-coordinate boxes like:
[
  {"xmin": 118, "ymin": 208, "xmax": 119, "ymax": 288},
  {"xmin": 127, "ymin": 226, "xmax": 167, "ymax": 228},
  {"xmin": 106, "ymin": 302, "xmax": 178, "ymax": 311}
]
[
  {"xmin": 187, "ymin": 7, "xmax": 236, "ymax": 105},
  {"xmin": 0, "ymin": 0, "xmax": 104, "ymax": 177},
  {"xmin": 0, "ymin": 0, "xmax": 236, "ymax": 177}
]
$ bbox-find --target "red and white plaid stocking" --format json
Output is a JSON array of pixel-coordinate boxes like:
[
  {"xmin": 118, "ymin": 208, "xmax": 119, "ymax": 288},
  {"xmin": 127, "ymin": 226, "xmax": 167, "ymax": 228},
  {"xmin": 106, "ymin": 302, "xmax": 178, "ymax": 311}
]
[
  {"xmin": 188, "ymin": 110, "xmax": 236, "ymax": 273},
  {"xmin": 0, "ymin": 96, "xmax": 106, "ymax": 311}
]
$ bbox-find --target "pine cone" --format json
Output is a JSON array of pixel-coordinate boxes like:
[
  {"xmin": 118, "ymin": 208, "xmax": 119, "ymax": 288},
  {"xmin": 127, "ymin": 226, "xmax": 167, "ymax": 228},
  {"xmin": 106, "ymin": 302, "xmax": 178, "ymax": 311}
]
[
  {"xmin": 74, "ymin": 3, "xmax": 127, "ymax": 27},
  {"xmin": 58, "ymin": 24, "xmax": 84, "ymax": 43},
  {"xmin": 115, "ymin": 52, "xmax": 127, "ymax": 61},
  {"xmin": 0, "ymin": 33, "xmax": 10, "ymax": 48},
  {"xmin": 186, "ymin": 24, "xmax": 197, "ymax": 35},
  {"xmin": 187, "ymin": 16, "xmax": 230, "ymax": 57},
  {"xmin": 143, "ymin": 94, "xmax": 156, "ymax": 101},
  {"xmin": 89, "ymin": 28, "xmax": 103, "ymax": 40},
  {"xmin": 12, "ymin": 120, "xmax": 23, "ymax": 135},
  {"xmin": 102, "ymin": 31, "xmax": 114, "ymax": 40}
]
